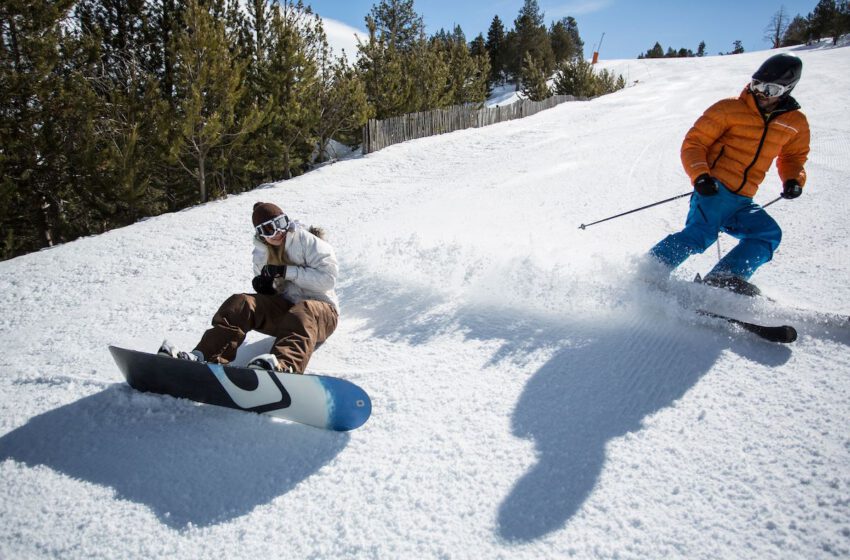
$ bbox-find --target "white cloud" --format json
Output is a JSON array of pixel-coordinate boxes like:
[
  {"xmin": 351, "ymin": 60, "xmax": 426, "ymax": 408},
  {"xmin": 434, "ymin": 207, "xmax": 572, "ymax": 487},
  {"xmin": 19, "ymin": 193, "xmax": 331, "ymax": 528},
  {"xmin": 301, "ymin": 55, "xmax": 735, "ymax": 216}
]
[
  {"xmin": 546, "ymin": 0, "xmax": 614, "ymax": 17},
  {"xmin": 323, "ymin": 18, "xmax": 366, "ymax": 61}
]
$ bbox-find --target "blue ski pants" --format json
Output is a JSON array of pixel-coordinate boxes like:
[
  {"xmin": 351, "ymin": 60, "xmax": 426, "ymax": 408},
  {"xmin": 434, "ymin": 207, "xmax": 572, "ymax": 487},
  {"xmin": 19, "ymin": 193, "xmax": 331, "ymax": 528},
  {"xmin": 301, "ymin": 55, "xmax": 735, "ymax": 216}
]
[{"xmin": 649, "ymin": 182, "xmax": 782, "ymax": 280}]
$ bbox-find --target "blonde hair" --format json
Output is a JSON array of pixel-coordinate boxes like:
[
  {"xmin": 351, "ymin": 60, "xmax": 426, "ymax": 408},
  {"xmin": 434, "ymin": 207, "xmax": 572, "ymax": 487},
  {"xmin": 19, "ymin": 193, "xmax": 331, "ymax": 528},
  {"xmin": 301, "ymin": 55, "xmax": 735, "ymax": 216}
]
[{"xmin": 262, "ymin": 239, "xmax": 289, "ymax": 266}]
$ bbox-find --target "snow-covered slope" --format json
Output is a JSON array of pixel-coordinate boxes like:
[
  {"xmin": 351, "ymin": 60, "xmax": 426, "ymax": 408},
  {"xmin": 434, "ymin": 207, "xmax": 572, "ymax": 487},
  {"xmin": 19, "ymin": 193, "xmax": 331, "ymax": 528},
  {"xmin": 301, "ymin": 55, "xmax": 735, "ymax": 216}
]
[{"xmin": 1, "ymin": 46, "xmax": 848, "ymax": 559}]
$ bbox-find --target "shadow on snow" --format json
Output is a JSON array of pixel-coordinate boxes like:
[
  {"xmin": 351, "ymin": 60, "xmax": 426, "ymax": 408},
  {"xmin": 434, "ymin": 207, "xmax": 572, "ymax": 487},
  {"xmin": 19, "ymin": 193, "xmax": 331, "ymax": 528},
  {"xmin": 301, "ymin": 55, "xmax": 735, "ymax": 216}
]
[
  {"xmin": 339, "ymin": 270, "xmax": 794, "ymax": 543},
  {"xmin": 0, "ymin": 385, "xmax": 347, "ymax": 530},
  {"xmin": 496, "ymin": 317, "xmax": 791, "ymax": 542}
]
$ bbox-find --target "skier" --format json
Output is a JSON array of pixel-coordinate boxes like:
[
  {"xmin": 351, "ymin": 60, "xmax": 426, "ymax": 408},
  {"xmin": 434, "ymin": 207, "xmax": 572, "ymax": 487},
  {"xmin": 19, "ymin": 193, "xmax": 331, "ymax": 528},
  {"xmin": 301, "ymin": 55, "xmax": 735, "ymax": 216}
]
[
  {"xmin": 647, "ymin": 52, "xmax": 810, "ymax": 296},
  {"xmin": 159, "ymin": 201, "xmax": 339, "ymax": 373}
]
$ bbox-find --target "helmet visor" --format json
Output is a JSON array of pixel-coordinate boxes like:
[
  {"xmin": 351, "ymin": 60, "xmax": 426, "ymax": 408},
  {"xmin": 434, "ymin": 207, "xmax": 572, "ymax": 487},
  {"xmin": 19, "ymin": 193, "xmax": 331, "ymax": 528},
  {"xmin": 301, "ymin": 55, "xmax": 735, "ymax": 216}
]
[
  {"xmin": 750, "ymin": 79, "xmax": 791, "ymax": 98},
  {"xmin": 255, "ymin": 214, "xmax": 290, "ymax": 238}
]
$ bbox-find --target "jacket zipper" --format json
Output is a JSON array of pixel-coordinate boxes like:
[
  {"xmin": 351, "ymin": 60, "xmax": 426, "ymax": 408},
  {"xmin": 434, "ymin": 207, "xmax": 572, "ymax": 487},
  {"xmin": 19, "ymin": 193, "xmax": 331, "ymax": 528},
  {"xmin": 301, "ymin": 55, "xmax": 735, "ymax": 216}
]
[
  {"xmin": 735, "ymin": 110, "xmax": 781, "ymax": 193},
  {"xmin": 709, "ymin": 146, "xmax": 725, "ymax": 169}
]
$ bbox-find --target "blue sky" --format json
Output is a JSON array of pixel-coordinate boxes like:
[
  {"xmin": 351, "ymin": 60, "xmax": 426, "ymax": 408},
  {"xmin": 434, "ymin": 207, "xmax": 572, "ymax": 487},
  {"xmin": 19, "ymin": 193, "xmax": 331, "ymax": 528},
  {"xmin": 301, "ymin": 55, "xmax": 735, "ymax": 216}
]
[{"xmin": 307, "ymin": 0, "xmax": 820, "ymax": 59}]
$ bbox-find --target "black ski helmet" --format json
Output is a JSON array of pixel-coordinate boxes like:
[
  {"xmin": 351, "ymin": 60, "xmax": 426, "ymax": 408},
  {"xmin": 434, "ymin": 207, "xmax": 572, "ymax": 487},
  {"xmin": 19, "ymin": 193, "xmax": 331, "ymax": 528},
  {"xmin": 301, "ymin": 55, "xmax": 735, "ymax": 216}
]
[{"xmin": 752, "ymin": 53, "xmax": 802, "ymax": 94}]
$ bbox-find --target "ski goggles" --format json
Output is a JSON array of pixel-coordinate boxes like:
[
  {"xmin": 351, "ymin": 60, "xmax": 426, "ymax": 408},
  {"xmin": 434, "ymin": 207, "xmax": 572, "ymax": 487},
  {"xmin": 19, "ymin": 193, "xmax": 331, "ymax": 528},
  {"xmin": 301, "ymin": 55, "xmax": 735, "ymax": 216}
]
[
  {"xmin": 750, "ymin": 79, "xmax": 791, "ymax": 98},
  {"xmin": 255, "ymin": 214, "xmax": 290, "ymax": 238}
]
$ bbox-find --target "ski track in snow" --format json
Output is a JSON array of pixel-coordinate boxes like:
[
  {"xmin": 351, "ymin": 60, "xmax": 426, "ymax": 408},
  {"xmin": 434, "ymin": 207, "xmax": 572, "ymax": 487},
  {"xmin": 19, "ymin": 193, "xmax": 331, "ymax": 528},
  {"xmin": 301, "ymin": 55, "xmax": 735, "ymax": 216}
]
[{"xmin": 2, "ymin": 45, "xmax": 850, "ymax": 559}]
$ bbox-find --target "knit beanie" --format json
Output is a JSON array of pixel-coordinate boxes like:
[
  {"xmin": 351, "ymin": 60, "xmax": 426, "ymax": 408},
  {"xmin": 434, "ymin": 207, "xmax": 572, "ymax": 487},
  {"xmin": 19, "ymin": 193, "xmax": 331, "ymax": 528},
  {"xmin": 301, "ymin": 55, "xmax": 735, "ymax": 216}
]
[{"xmin": 252, "ymin": 202, "xmax": 285, "ymax": 227}]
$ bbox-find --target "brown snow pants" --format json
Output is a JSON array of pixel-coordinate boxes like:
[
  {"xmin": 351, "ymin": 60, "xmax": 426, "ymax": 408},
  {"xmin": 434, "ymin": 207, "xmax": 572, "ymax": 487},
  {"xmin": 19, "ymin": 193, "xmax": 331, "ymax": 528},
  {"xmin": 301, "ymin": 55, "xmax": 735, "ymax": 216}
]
[{"xmin": 194, "ymin": 293, "xmax": 338, "ymax": 373}]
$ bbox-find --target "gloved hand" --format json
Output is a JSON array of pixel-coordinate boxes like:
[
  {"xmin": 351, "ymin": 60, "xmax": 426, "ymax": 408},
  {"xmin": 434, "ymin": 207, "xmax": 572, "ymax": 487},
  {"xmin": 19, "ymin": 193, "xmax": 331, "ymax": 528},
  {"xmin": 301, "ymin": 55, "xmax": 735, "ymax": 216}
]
[
  {"xmin": 252, "ymin": 274, "xmax": 276, "ymax": 295},
  {"xmin": 693, "ymin": 173, "xmax": 718, "ymax": 196},
  {"xmin": 261, "ymin": 264, "xmax": 287, "ymax": 278},
  {"xmin": 781, "ymin": 179, "xmax": 802, "ymax": 199}
]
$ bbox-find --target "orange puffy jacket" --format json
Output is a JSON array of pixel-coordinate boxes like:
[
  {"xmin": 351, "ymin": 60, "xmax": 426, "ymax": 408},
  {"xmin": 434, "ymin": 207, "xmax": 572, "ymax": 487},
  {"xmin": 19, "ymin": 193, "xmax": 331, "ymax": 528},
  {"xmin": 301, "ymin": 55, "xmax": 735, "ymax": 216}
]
[{"xmin": 681, "ymin": 87, "xmax": 810, "ymax": 199}]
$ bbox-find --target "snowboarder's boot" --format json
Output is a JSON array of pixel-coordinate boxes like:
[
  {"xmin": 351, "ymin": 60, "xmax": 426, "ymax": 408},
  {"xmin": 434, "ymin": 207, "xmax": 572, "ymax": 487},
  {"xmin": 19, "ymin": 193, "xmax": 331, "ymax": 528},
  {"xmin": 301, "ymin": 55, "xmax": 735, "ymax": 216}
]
[
  {"xmin": 247, "ymin": 353, "xmax": 282, "ymax": 372},
  {"xmin": 247, "ymin": 353, "xmax": 300, "ymax": 374},
  {"xmin": 158, "ymin": 340, "xmax": 203, "ymax": 362}
]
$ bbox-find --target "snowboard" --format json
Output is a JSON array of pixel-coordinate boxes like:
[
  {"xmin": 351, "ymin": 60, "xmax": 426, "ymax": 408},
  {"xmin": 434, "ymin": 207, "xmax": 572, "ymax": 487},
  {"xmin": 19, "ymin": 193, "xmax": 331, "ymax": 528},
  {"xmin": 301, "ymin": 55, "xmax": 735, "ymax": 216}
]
[{"xmin": 109, "ymin": 345, "xmax": 371, "ymax": 431}]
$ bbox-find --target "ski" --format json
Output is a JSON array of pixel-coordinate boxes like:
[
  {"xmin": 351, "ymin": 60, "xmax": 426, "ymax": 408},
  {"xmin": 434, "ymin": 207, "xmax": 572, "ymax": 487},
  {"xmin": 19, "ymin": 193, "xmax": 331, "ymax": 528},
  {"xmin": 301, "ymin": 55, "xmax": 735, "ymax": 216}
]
[
  {"xmin": 641, "ymin": 274, "xmax": 800, "ymax": 343},
  {"xmin": 696, "ymin": 309, "xmax": 798, "ymax": 343},
  {"xmin": 694, "ymin": 273, "xmax": 848, "ymax": 328}
]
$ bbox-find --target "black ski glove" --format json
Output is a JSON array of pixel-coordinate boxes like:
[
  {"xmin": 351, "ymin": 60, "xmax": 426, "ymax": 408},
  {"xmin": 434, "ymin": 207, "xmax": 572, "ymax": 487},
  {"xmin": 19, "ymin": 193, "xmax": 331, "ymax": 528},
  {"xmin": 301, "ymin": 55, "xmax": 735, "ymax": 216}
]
[
  {"xmin": 693, "ymin": 173, "xmax": 718, "ymax": 196},
  {"xmin": 252, "ymin": 274, "xmax": 276, "ymax": 295},
  {"xmin": 261, "ymin": 264, "xmax": 287, "ymax": 278},
  {"xmin": 781, "ymin": 179, "xmax": 802, "ymax": 199}
]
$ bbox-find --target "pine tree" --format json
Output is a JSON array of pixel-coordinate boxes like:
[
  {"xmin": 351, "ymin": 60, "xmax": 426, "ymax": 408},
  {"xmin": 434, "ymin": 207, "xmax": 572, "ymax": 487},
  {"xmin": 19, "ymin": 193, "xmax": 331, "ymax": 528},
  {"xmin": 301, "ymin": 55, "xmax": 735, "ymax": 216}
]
[
  {"xmin": 595, "ymin": 68, "xmax": 626, "ymax": 94},
  {"xmin": 74, "ymin": 0, "xmax": 172, "ymax": 224},
  {"xmin": 149, "ymin": 0, "xmax": 179, "ymax": 103},
  {"xmin": 565, "ymin": 16, "xmax": 584, "ymax": 59},
  {"xmin": 519, "ymin": 51, "xmax": 550, "ymax": 101},
  {"xmin": 470, "ymin": 33, "xmax": 486, "ymax": 58},
  {"xmin": 86, "ymin": 49, "xmax": 170, "ymax": 225},
  {"xmin": 368, "ymin": 0, "xmax": 423, "ymax": 52},
  {"xmin": 552, "ymin": 57, "xmax": 595, "ymax": 97},
  {"xmin": 412, "ymin": 37, "xmax": 450, "ymax": 111},
  {"xmin": 433, "ymin": 25, "xmax": 488, "ymax": 106},
  {"xmin": 518, "ymin": 0, "xmax": 544, "ymax": 26},
  {"xmin": 74, "ymin": 0, "xmax": 157, "ymax": 71},
  {"xmin": 507, "ymin": 0, "xmax": 554, "ymax": 81},
  {"xmin": 254, "ymin": 1, "xmax": 324, "ymax": 180},
  {"xmin": 315, "ymin": 54, "xmax": 371, "ymax": 156},
  {"xmin": 358, "ymin": 14, "xmax": 412, "ymax": 119},
  {"xmin": 549, "ymin": 16, "xmax": 583, "ymax": 63},
  {"xmin": 386, "ymin": 23, "xmax": 491, "ymax": 112},
  {"xmin": 810, "ymin": 0, "xmax": 850, "ymax": 43},
  {"xmin": 223, "ymin": 0, "xmax": 251, "ymax": 53},
  {"xmin": 358, "ymin": 0, "xmax": 434, "ymax": 118},
  {"xmin": 170, "ymin": 0, "xmax": 264, "ymax": 202},
  {"xmin": 639, "ymin": 42, "xmax": 665, "ymax": 58},
  {"xmin": 782, "ymin": 15, "xmax": 811, "ymax": 45},
  {"xmin": 246, "ymin": 0, "xmax": 271, "ymax": 65},
  {"xmin": 809, "ymin": 0, "xmax": 837, "ymax": 42},
  {"xmin": 696, "ymin": 41, "xmax": 706, "ymax": 57},
  {"xmin": 551, "ymin": 56, "xmax": 624, "ymax": 97},
  {"xmin": 469, "ymin": 33, "xmax": 492, "ymax": 98},
  {"xmin": 839, "ymin": 1, "xmax": 850, "ymax": 41},
  {"xmin": 485, "ymin": 15, "xmax": 506, "ymax": 85},
  {"xmin": 243, "ymin": 0, "xmax": 277, "ymax": 183},
  {"xmin": 0, "ymin": 0, "xmax": 81, "ymax": 257}
]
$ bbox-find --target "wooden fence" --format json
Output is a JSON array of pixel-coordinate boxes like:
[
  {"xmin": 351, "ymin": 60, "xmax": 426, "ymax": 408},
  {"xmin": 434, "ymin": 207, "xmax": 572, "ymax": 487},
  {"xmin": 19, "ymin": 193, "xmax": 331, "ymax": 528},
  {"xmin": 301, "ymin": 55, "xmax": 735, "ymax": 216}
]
[{"xmin": 361, "ymin": 94, "xmax": 581, "ymax": 154}]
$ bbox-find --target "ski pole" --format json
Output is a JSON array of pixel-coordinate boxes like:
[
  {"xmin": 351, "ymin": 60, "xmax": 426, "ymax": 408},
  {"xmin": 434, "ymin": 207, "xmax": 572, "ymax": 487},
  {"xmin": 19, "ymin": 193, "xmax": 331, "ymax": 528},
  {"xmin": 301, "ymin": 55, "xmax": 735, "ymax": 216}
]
[
  {"xmin": 578, "ymin": 192, "xmax": 691, "ymax": 230},
  {"xmin": 761, "ymin": 196, "xmax": 782, "ymax": 209}
]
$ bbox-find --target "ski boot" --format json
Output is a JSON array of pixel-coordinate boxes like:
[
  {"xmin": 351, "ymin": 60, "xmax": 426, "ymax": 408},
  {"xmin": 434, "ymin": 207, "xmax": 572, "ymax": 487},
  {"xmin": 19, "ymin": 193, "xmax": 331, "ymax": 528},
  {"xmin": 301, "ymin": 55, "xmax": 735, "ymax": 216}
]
[{"xmin": 697, "ymin": 273, "xmax": 761, "ymax": 297}]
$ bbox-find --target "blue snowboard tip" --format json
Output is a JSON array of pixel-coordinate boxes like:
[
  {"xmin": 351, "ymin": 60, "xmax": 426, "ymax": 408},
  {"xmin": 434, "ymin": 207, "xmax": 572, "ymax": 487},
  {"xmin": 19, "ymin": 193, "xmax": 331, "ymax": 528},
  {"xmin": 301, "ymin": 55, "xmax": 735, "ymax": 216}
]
[{"xmin": 319, "ymin": 376, "xmax": 372, "ymax": 431}]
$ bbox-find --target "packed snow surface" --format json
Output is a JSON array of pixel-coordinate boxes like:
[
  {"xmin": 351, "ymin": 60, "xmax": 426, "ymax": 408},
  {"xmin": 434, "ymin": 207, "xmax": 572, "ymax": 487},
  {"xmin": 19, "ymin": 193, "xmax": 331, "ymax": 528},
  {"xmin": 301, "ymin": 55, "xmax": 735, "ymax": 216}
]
[{"xmin": 2, "ymin": 45, "xmax": 849, "ymax": 559}]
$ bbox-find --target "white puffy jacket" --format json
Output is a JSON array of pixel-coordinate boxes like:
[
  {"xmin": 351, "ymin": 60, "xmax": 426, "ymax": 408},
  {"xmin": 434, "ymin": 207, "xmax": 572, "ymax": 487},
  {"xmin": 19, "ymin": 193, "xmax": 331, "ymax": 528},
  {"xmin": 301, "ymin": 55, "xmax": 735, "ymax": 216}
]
[{"xmin": 252, "ymin": 224, "xmax": 339, "ymax": 312}]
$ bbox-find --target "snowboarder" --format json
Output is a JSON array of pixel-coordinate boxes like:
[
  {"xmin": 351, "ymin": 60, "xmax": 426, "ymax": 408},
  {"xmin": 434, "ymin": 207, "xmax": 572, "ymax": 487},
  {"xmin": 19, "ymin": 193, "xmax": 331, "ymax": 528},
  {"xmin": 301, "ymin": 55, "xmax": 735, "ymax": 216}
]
[
  {"xmin": 647, "ymin": 53, "xmax": 810, "ymax": 296},
  {"xmin": 159, "ymin": 201, "xmax": 339, "ymax": 373}
]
